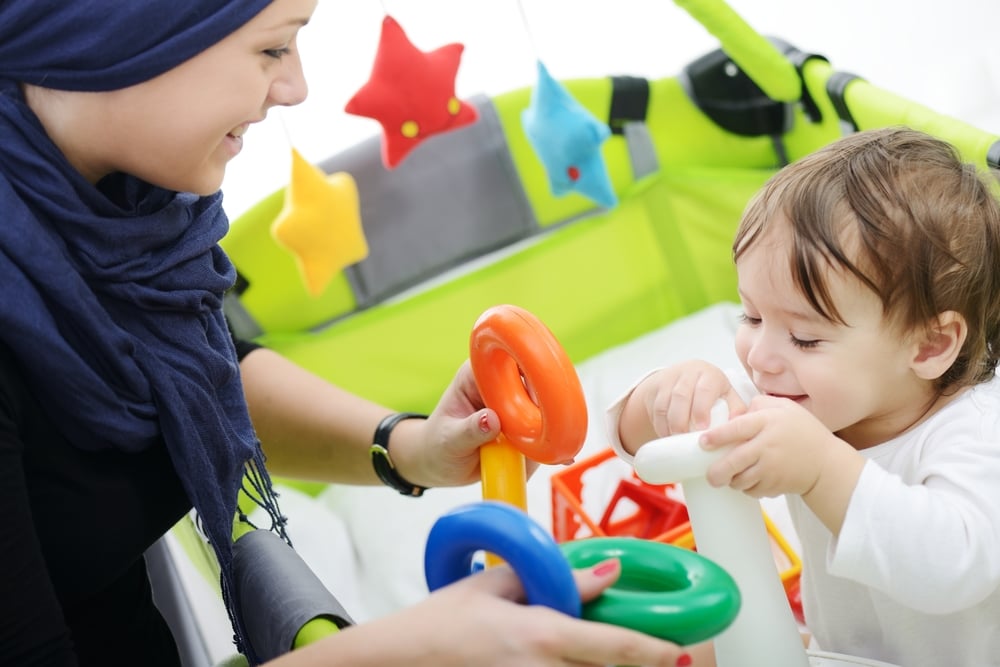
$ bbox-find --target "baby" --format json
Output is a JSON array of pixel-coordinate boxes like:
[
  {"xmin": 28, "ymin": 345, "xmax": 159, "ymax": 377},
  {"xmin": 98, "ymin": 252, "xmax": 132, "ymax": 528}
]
[{"xmin": 610, "ymin": 127, "xmax": 1000, "ymax": 666}]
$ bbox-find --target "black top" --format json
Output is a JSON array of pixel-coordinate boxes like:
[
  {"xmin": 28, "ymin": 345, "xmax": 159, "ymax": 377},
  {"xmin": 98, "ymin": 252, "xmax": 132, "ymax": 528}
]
[{"xmin": 0, "ymin": 336, "xmax": 259, "ymax": 666}]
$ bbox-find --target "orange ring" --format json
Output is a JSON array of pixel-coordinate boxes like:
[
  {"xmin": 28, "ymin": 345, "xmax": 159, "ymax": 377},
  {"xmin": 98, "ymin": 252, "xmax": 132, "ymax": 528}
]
[{"xmin": 469, "ymin": 305, "xmax": 587, "ymax": 465}]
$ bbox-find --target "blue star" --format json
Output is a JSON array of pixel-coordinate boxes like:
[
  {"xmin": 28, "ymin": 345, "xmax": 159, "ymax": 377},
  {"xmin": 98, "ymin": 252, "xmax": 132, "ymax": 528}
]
[{"xmin": 521, "ymin": 61, "xmax": 617, "ymax": 209}]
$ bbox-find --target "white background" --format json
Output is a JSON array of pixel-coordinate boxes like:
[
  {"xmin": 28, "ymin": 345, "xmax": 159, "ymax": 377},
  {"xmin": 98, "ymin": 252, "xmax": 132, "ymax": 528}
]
[{"xmin": 221, "ymin": 0, "xmax": 1000, "ymax": 220}]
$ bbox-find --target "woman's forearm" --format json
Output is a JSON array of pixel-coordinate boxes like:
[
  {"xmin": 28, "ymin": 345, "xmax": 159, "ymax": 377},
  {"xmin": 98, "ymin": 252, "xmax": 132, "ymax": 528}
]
[{"xmin": 238, "ymin": 346, "xmax": 401, "ymax": 484}]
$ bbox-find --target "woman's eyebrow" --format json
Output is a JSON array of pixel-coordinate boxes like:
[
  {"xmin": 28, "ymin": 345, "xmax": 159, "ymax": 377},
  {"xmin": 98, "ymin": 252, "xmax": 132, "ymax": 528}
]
[{"xmin": 267, "ymin": 16, "xmax": 311, "ymax": 30}]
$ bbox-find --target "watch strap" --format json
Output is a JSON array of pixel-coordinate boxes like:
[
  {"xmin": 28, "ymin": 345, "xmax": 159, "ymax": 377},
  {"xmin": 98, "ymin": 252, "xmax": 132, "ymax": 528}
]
[{"xmin": 370, "ymin": 412, "xmax": 429, "ymax": 497}]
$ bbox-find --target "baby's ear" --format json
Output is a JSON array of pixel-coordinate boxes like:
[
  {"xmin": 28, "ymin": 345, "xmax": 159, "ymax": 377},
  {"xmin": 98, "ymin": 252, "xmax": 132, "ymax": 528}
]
[{"xmin": 911, "ymin": 311, "xmax": 967, "ymax": 380}]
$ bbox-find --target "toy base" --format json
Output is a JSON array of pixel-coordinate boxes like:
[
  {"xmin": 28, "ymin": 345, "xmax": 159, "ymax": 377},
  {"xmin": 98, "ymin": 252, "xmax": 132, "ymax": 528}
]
[{"xmin": 808, "ymin": 650, "xmax": 898, "ymax": 666}]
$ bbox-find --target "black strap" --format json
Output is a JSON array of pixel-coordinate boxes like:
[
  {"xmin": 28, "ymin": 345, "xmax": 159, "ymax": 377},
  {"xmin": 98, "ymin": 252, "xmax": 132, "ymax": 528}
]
[
  {"xmin": 987, "ymin": 140, "xmax": 1000, "ymax": 169},
  {"xmin": 780, "ymin": 42, "xmax": 828, "ymax": 124},
  {"xmin": 608, "ymin": 76, "xmax": 650, "ymax": 135},
  {"xmin": 370, "ymin": 412, "xmax": 429, "ymax": 496},
  {"xmin": 826, "ymin": 71, "xmax": 864, "ymax": 132}
]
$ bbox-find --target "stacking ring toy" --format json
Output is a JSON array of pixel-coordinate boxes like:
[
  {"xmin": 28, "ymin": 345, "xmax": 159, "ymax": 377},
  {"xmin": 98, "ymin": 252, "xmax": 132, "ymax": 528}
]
[
  {"xmin": 560, "ymin": 537, "xmax": 741, "ymax": 645},
  {"xmin": 469, "ymin": 304, "xmax": 587, "ymax": 466},
  {"xmin": 424, "ymin": 501, "xmax": 581, "ymax": 617},
  {"xmin": 469, "ymin": 305, "xmax": 587, "ymax": 519}
]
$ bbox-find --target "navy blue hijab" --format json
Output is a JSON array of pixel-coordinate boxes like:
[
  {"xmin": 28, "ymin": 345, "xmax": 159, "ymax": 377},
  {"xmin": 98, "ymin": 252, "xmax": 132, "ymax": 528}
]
[{"xmin": 0, "ymin": 1, "xmax": 281, "ymax": 663}]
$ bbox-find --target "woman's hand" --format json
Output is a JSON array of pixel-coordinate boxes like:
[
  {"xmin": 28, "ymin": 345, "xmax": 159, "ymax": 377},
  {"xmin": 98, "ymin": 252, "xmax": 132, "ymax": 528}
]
[
  {"xmin": 392, "ymin": 360, "xmax": 507, "ymax": 488},
  {"xmin": 274, "ymin": 559, "xmax": 689, "ymax": 667}
]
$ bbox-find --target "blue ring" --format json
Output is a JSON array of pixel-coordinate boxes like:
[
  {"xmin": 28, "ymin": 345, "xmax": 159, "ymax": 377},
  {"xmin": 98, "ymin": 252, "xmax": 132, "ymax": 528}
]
[{"xmin": 424, "ymin": 501, "xmax": 581, "ymax": 618}]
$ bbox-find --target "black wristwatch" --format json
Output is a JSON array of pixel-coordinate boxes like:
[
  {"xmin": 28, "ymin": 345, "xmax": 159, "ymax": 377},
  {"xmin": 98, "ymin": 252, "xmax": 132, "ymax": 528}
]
[{"xmin": 370, "ymin": 412, "xmax": 429, "ymax": 497}]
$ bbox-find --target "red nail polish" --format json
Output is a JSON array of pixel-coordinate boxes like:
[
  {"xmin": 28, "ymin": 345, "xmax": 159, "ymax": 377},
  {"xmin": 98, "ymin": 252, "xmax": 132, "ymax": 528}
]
[
  {"xmin": 478, "ymin": 413, "xmax": 490, "ymax": 433},
  {"xmin": 676, "ymin": 654, "xmax": 693, "ymax": 667},
  {"xmin": 591, "ymin": 559, "xmax": 618, "ymax": 577}
]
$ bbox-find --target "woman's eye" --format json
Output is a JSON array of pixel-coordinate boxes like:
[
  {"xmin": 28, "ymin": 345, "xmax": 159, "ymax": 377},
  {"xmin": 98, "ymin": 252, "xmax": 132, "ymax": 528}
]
[{"xmin": 264, "ymin": 46, "xmax": 291, "ymax": 60}]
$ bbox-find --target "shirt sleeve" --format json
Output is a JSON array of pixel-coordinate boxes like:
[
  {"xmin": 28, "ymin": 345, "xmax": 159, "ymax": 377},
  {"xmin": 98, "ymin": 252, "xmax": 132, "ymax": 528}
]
[
  {"xmin": 0, "ymin": 377, "xmax": 77, "ymax": 665},
  {"xmin": 604, "ymin": 368, "xmax": 661, "ymax": 465},
  {"xmin": 829, "ymin": 402, "xmax": 1000, "ymax": 613}
]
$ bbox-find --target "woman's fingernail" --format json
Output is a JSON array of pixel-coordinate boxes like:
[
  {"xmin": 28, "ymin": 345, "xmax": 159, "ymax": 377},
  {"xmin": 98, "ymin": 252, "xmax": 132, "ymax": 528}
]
[
  {"xmin": 676, "ymin": 654, "xmax": 693, "ymax": 667},
  {"xmin": 478, "ymin": 412, "xmax": 490, "ymax": 433},
  {"xmin": 591, "ymin": 559, "xmax": 618, "ymax": 577}
]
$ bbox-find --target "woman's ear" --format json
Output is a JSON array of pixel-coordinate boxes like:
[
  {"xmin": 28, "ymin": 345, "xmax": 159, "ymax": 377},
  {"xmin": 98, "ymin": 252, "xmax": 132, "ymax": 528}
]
[{"xmin": 911, "ymin": 311, "xmax": 967, "ymax": 380}]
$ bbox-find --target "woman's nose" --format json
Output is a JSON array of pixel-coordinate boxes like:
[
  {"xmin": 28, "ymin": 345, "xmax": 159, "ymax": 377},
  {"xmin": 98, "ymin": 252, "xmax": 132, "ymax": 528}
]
[{"xmin": 269, "ymin": 54, "xmax": 309, "ymax": 108}]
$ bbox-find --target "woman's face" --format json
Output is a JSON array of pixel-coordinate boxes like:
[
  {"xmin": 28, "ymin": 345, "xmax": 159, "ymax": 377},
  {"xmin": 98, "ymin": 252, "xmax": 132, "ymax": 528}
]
[{"xmin": 26, "ymin": 0, "xmax": 317, "ymax": 195}]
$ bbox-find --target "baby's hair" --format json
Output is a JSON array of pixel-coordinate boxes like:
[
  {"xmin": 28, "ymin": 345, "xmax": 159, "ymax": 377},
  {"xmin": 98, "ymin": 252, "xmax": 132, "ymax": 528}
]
[{"xmin": 734, "ymin": 127, "xmax": 1000, "ymax": 391}]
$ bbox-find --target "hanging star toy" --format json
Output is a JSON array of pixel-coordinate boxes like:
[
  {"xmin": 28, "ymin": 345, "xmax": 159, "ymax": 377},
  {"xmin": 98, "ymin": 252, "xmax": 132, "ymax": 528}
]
[
  {"xmin": 521, "ymin": 61, "xmax": 617, "ymax": 209},
  {"xmin": 271, "ymin": 148, "xmax": 369, "ymax": 297},
  {"xmin": 345, "ymin": 15, "xmax": 479, "ymax": 169}
]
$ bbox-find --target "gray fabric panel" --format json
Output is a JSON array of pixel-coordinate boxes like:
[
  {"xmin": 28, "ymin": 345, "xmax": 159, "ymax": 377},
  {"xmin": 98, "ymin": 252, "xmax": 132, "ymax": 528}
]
[
  {"xmin": 319, "ymin": 94, "xmax": 537, "ymax": 309},
  {"xmin": 223, "ymin": 291, "xmax": 263, "ymax": 341},
  {"xmin": 233, "ymin": 530, "xmax": 354, "ymax": 663},
  {"xmin": 624, "ymin": 121, "xmax": 660, "ymax": 180}
]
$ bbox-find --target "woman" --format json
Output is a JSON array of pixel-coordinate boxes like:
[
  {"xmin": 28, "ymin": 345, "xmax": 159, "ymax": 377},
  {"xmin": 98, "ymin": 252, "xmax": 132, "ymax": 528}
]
[{"xmin": 0, "ymin": 1, "xmax": 688, "ymax": 665}]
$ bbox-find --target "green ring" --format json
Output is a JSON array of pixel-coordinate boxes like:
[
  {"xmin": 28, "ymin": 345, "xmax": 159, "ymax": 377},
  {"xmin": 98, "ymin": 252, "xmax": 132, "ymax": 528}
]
[{"xmin": 560, "ymin": 537, "xmax": 741, "ymax": 646}]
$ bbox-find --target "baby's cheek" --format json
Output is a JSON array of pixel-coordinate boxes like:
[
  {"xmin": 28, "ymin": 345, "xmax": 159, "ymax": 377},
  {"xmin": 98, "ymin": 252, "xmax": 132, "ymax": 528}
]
[{"xmin": 733, "ymin": 331, "xmax": 754, "ymax": 373}]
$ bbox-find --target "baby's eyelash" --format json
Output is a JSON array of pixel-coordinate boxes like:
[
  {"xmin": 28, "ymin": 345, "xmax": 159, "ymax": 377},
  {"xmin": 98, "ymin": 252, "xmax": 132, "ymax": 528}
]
[
  {"xmin": 790, "ymin": 335, "xmax": 820, "ymax": 349},
  {"xmin": 740, "ymin": 313, "xmax": 820, "ymax": 349}
]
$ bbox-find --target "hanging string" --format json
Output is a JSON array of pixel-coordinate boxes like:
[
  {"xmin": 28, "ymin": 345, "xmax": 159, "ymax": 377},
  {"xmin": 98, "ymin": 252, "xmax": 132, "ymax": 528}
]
[
  {"xmin": 276, "ymin": 108, "xmax": 294, "ymax": 147},
  {"xmin": 514, "ymin": 0, "xmax": 541, "ymax": 61},
  {"xmin": 513, "ymin": 0, "xmax": 552, "ymax": 85}
]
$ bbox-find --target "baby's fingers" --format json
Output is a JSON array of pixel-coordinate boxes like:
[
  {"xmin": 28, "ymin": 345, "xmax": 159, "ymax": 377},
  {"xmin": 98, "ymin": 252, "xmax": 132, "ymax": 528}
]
[
  {"xmin": 700, "ymin": 412, "xmax": 754, "ymax": 448},
  {"xmin": 705, "ymin": 444, "xmax": 758, "ymax": 488}
]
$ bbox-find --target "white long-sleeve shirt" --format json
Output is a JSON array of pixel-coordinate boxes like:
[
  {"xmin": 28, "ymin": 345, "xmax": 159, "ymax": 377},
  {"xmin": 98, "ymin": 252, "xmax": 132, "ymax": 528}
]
[{"xmin": 607, "ymin": 372, "xmax": 1000, "ymax": 667}]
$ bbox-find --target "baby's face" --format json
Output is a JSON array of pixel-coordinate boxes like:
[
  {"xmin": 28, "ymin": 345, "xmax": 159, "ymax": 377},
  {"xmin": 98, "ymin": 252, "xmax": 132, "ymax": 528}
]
[{"xmin": 733, "ymin": 222, "xmax": 930, "ymax": 449}]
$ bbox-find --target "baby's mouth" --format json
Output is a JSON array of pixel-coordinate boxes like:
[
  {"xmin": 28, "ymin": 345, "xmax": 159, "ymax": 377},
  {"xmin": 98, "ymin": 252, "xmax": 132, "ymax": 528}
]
[{"xmin": 768, "ymin": 392, "xmax": 807, "ymax": 403}]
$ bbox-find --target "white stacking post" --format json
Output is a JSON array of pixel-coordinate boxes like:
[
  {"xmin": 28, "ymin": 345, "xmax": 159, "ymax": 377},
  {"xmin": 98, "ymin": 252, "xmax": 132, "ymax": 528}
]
[{"xmin": 632, "ymin": 403, "xmax": 810, "ymax": 667}]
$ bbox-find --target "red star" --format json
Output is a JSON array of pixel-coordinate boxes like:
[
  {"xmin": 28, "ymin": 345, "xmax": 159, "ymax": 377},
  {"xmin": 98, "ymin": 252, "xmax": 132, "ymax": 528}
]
[{"xmin": 345, "ymin": 15, "xmax": 478, "ymax": 169}]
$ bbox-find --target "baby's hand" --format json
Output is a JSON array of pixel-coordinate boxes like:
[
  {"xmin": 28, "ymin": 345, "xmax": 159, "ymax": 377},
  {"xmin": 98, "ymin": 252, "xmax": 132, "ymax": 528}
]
[
  {"xmin": 699, "ymin": 395, "xmax": 836, "ymax": 497},
  {"xmin": 618, "ymin": 361, "xmax": 746, "ymax": 457},
  {"xmin": 642, "ymin": 360, "xmax": 746, "ymax": 437}
]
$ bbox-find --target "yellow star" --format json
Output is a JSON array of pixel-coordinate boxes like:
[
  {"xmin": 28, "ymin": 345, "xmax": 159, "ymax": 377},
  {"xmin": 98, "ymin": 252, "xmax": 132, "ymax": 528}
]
[{"xmin": 271, "ymin": 148, "xmax": 369, "ymax": 297}]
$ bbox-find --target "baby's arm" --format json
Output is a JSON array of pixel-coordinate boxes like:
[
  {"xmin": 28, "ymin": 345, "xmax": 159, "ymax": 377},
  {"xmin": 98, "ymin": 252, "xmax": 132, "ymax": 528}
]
[
  {"xmin": 829, "ymin": 428, "xmax": 1000, "ymax": 612},
  {"xmin": 613, "ymin": 361, "xmax": 862, "ymax": 536}
]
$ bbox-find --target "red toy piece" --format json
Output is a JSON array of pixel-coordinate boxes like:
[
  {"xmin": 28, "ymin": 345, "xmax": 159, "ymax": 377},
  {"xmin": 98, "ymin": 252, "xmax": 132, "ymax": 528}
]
[
  {"xmin": 551, "ymin": 446, "xmax": 805, "ymax": 621},
  {"xmin": 345, "ymin": 15, "xmax": 479, "ymax": 169},
  {"xmin": 598, "ymin": 478, "xmax": 688, "ymax": 540}
]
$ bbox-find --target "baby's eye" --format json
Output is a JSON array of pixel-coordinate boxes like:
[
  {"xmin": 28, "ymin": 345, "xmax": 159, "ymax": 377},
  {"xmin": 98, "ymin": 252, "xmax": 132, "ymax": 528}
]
[
  {"xmin": 790, "ymin": 334, "xmax": 820, "ymax": 349},
  {"xmin": 738, "ymin": 313, "xmax": 761, "ymax": 326}
]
